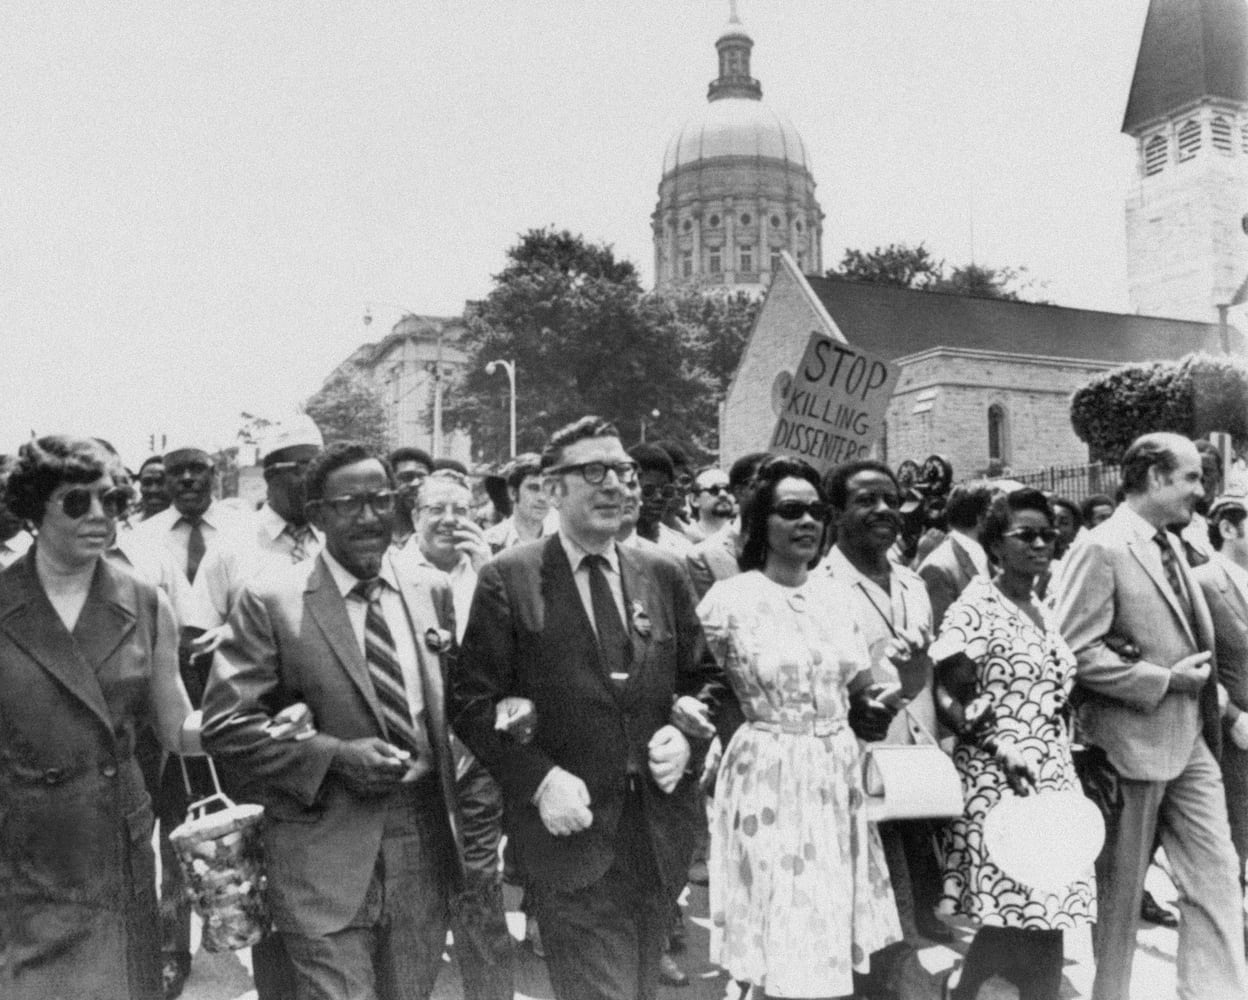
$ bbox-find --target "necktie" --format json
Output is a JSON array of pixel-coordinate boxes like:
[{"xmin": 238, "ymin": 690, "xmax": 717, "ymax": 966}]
[
  {"xmin": 286, "ymin": 524, "xmax": 314, "ymax": 563},
  {"xmin": 583, "ymin": 554, "xmax": 632, "ymax": 682},
  {"xmin": 185, "ymin": 518, "xmax": 206, "ymax": 582},
  {"xmin": 353, "ymin": 578, "xmax": 429, "ymax": 764},
  {"xmin": 1154, "ymin": 530, "xmax": 1193, "ymax": 620}
]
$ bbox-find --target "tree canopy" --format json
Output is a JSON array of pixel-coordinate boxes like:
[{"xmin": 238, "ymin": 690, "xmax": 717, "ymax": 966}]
[
  {"xmin": 1069, "ymin": 353, "xmax": 1248, "ymax": 463},
  {"xmin": 303, "ymin": 369, "xmax": 390, "ymax": 455},
  {"xmin": 441, "ymin": 228, "xmax": 757, "ymax": 462},
  {"xmin": 829, "ymin": 242, "xmax": 1041, "ymax": 301}
]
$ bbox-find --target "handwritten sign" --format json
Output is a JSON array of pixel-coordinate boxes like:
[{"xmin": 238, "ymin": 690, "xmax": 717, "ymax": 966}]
[{"xmin": 769, "ymin": 333, "xmax": 899, "ymax": 474}]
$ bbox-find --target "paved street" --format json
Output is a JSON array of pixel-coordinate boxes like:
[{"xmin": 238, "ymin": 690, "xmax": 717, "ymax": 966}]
[{"xmin": 180, "ymin": 872, "xmax": 1188, "ymax": 1000}]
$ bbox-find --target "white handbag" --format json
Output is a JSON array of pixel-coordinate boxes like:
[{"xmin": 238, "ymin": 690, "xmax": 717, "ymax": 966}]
[{"xmin": 863, "ymin": 743, "xmax": 964, "ymax": 822}]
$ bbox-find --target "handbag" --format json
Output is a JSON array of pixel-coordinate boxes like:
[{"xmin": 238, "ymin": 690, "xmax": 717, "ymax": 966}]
[{"xmin": 862, "ymin": 742, "xmax": 964, "ymax": 822}]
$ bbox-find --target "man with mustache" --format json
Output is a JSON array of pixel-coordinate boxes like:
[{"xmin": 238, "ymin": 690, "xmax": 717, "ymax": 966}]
[
  {"xmin": 685, "ymin": 465, "xmax": 734, "ymax": 543},
  {"xmin": 202, "ymin": 441, "xmax": 465, "ymax": 1000},
  {"xmin": 821, "ymin": 460, "xmax": 947, "ymax": 999}
]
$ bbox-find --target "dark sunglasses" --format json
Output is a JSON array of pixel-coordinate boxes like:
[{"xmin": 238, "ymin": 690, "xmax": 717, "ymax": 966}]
[
  {"xmin": 694, "ymin": 484, "xmax": 728, "ymax": 497},
  {"xmin": 772, "ymin": 500, "xmax": 832, "ymax": 522},
  {"xmin": 58, "ymin": 486, "xmax": 131, "ymax": 520},
  {"xmin": 1003, "ymin": 527, "xmax": 1059, "ymax": 545},
  {"xmin": 640, "ymin": 483, "xmax": 678, "ymax": 500},
  {"xmin": 316, "ymin": 490, "xmax": 397, "ymax": 519}
]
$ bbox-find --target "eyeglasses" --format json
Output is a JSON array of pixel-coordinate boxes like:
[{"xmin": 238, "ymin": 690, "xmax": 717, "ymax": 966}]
[
  {"xmin": 58, "ymin": 486, "xmax": 131, "ymax": 520},
  {"xmin": 395, "ymin": 468, "xmax": 428, "ymax": 485},
  {"xmin": 1002, "ymin": 527, "xmax": 1059, "ymax": 545},
  {"xmin": 771, "ymin": 500, "xmax": 832, "ymax": 522},
  {"xmin": 316, "ymin": 490, "xmax": 397, "ymax": 519},
  {"xmin": 419, "ymin": 503, "xmax": 472, "ymax": 520},
  {"xmin": 694, "ymin": 483, "xmax": 728, "ymax": 497},
  {"xmin": 166, "ymin": 461, "xmax": 212, "ymax": 477},
  {"xmin": 546, "ymin": 461, "xmax": 638, "ymax": 486},
  {"xmin": 640, "ymin": 483, "xmax": 678, "ymax": 500}
]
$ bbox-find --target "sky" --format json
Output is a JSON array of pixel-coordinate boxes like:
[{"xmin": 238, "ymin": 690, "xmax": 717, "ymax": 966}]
[{"xmin": 0, "ymin": 1, "xmax": 1152, "ymax": 463}]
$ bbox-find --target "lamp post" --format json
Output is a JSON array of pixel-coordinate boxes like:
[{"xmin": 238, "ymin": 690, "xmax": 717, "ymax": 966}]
[
  {"xmin": 485, "ymin": 358, "xmax": 517, "ymax": 459},
  {"xmin": 640, "ymin": 408, "xmax": 660, "ymax": 443},
  {"xmin": 364, "ymin": 303, "xmax": 448, "ymax": 458}
]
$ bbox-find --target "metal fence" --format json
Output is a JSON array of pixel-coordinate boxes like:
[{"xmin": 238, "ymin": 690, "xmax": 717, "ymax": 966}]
[{"xmin": 1010, "ymin": 461, "xmax": 1120, "ymax": 503}]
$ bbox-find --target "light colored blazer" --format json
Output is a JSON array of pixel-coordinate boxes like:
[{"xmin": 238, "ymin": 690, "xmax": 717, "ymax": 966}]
[
  {"xmin": 201, "ymin": 551, "xmax": 464, "ymax": 936},
  {"xmin": 685, "ymin": 523, "xmax": 740, "ymax": 600},
  {"xmin": 1054, "ymin": 505, "xmax": 1221, "ymax": 781}
]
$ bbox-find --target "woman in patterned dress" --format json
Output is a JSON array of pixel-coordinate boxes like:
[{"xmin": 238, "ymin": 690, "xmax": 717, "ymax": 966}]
[
  {"xmin": 698, "ymin": 456, "xmax": 902, "ymax": 1000},
  {"xmin": 931, "ymin": 488, "xmax": 1095, "ymax": 1000}
]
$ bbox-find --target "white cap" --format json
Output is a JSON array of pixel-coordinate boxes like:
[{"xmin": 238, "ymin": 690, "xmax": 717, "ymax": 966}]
[{"xmin": 259, "ymin": 415, "xmax": 324, "ymax": 464}]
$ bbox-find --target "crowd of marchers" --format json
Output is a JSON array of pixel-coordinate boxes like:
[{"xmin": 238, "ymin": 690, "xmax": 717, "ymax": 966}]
[{"xmin": 1, "ymin": 417, "xmax": 1247, "ymax": 1000}]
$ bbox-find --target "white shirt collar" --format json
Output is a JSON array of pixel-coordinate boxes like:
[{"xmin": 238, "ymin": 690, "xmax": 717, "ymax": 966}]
[
  {"xmin": 0, "ymin": 530, "xmax": 33, "ymax": 556},
  {"xmin": 558, "ymin": 527, "xmax": 620, "ymax": 574},
  {"xmin": 321, "ymin": 547, "xmax": 400, "ymax": 598},
  {"xmin": 1119, "ymin": 502, "xmax": 1166, "ymax": 545}
]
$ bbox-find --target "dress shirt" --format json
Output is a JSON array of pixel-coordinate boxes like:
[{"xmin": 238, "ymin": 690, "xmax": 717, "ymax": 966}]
[
  {"xmin": 949, "ymin": 530, "xmax": 990, "ymax": 578},
  {"xmin": 187, "ymin": 504, "xmax": 324, "ymax": 629},
  {"xmin": 321, "ymin": 549, "xmax": 427, "ymax": 734},
  {"xmin": 483, "ymin": 516, "xmax": 544, "ymax": 552},
  {"xmin": 821, "ymin": 546, "xmax": 938, "ymax": 744},
  {"xmin": 0, "ymin": 530, "xmax": 33, "ymax": 569},
  {"xmin": 403, "ymin": 545, "xmax": 477, "ymax": 643},
  {"xmin": 134, "ymin": 500, "xmax": 243, "ymax": 580},
  {"xmin": 1118, "ymin": 503, "xmax": 1195, "ymax": 607},
  {"xmin": 558, "ymin": 529, "xmax": 627, "ymax": 638},
  {"xmin": 108, "ymin": 523, "xmax": 196, "ymax": 624}
]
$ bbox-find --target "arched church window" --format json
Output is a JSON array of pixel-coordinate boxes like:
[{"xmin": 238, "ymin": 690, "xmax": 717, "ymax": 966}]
[
  {"xmin": 1177, "ymin": 120, "xmax": 1200, "ymax": 162},
  {"xmin": 1144, "ymin": 134, "xmax": 1167, "ymax": 176},
  {"xmin": 1212, "ymin": 117, "xmax": 1233, "ymax": 154},
  {"xmin": 988, "ymin": 404, "xmax": 1008, "ymax": 464}
]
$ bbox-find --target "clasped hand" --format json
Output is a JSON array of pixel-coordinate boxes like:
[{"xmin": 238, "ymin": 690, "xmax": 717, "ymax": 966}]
[
  {"xmin": 330, "ymin": 737, "xmax": 412, "ymax": 796},
  {"xmin": 1169, "ymin": 651, "xmax": 1212, "ymax": 697}
]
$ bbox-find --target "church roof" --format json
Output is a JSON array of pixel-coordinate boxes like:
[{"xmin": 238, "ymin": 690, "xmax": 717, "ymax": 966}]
[
  {"xmin": 803, "ymin": 274, "xmax": 1244, "ymax": 364},
  {"xmin": 1122, "ymin": 0, "xmax": 1248, "ymax": 134}
]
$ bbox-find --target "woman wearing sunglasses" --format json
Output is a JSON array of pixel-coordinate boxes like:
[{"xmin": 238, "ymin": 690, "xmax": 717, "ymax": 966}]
[
  {"xmin": 930, "ymin": 488, "xmax": 1094, "ymax": 1000},
  {"xmin": 0, "ymin": 435, "xmax": 202, "ymax": 1000},
  {"xmin": 697, "ymin": 455, "xmax": 902, "ymax": 999}
]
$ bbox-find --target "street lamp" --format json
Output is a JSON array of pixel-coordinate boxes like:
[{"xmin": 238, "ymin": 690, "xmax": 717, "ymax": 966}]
[
  {"xmin": 640, "ymin": 408, "xmax": 660, "ymax": 442},
  {"xmin": 485, "ymin": 358, "xmax": 517, "ymax": 459},
  {"xmin": 363, "ymin": 302, "xmax": 448, "ymax": 458}
]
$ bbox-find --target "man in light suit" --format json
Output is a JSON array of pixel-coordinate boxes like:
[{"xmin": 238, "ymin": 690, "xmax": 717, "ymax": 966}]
[
  {"xmin": 451, "ymin": 415, "xmax": 728, "ymax": 1000},
  {"xmin": 916, "ymin": 479, "xmax": 994, "ymax": 629},
  {"xmin": 1192, "ymin": 491, "xmax": 1248, "ymax": 936},
  {"xmin": 1055, "ymin": 432, "xmax": 1246, "ymax": 1000},
  {"xmin": 202, "ymin": 441, "xmax": 463, "ymax": 1000}
]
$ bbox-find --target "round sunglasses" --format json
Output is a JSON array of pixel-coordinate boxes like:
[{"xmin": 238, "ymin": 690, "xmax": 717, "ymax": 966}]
[
  {"xmin": 771, "ymin": 500, "xmax": 832, "ymax": 523},
  {"xmin": 56, "ymin": 486, "xmax": 132, "ymax": 520}
]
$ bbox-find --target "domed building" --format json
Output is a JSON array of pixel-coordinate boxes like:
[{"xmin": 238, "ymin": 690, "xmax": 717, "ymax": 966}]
[{"xmin": 652, "ymin": 7, "xmax": 824, "ymax": 294}]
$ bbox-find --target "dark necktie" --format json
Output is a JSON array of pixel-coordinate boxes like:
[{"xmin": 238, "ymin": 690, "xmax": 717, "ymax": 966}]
[
  {"xmin": 353, "ymin": 578, "xmax": 429, "ymax": 765},
  {"xmin": 184, "ymin": 518, "xmax": 206, "ymax": 582},
  {"xmin": 286, "ymin": 524, "xmax": 314, "ymax": 563},
  {"xmin": 1155, "ymin": 530, "xmax": 1193, "ymax": 620},
  {"xmin": 583, "ymin": 554, "xmax": 632, "ymax": 682}
]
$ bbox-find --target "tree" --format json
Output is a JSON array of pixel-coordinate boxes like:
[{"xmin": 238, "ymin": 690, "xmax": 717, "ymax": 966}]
[
  {"xmin": 1069, "ymin": 353, "xmax": 1248, "ymax": 463},
  {"xmin": 829, "ymin": 243, "xmax": 1042, "ymax": 301},
  {"xmin": 442, "ymin": 228, "xmax": 733, "ymax": 462},
  {"xmin": 303, "ymin": 369, "xmax": 389, "ymax": 455}
]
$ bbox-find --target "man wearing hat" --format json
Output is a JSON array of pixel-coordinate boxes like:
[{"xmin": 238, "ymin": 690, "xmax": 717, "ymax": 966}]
[{"xmin": 1193, "ymin": 486, "xmax": 1248, "ymax": 945}]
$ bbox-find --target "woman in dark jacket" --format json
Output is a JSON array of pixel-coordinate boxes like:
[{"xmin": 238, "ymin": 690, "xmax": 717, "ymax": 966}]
[{"xmin": 0, "ymin": 436, "xmax": 201, "ymax": 1000}]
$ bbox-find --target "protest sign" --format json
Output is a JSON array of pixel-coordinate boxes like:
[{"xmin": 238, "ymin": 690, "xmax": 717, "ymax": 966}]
[{"xmin": 769, "ymin": 332, "xmax": 900, "ymax": 475}]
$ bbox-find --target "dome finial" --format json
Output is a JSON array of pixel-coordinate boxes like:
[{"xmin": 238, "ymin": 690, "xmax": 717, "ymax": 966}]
[
  {"xmin": 728, "ymin": 0, "xmax": 740, "ymax": 24},
  {"xmin": 710, "ymin": 0, "xmax": 761, "ymax": 101}
]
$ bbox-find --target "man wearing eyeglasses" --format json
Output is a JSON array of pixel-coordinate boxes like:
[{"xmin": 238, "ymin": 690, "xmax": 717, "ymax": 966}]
[
  {"xmin": 685, "ymin": 466, "xmax": 734, "ymax": 543},
  {"xmin": 685, "ymin": 451, "xmax": 769, "ymax": 600},
  {"xmin": 451, "ymin": 415, "xmax": 728, "ymax": 1000},
  {"xmin": 202, "ymin": 440, "xmax": 465, "ymax": 1000}
]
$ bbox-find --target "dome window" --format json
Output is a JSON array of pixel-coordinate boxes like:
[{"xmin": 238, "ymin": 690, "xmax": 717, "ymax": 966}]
[
  {"xmin": 770, "ymin": 214, "xmax": 781, "ymax": 228},
  {"xmin": 795, "ymin": 220, "xmax": 803, "ymax": 233},
  {"xmin": 739, "ymin": 245, "xmax": 754, "ymax": 272},
  {"xmin": 682, "ymin": 251, "xmax": 694, "ymax": 278},
  {"xmin": 1143, "ymin": 134, "xmax": 1167, "ymax": 176},
  {"xmin": 1177, "ymin": 119, "xmax": 1200, "ymax": 162},
  {"xmin": 1242, "ymin": 121, "xmax": 1248, "ymax": 155},
  {"xmin": 740, "ymin": 213, "xmax": 751, "ymax": 226},
  {"xmin": 1212, "ymin": 116, "xmax": 1232, "ymax": 154},
  {"xmin": 709, "ymin": 214, "xmax": 720, "ymax": 228},
  {"xmin": 709, "ymin": 250, "xmax": 722, "ymax": 274},
  {"xmin": 682, "ymin": 219, "xmax": 693, "ymax": 233},
  {"xmin": 770, "ymin": 250, "xmax": 781, "ymax": 272}
]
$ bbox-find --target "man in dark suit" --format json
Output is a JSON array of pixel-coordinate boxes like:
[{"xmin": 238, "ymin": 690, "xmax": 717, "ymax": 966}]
[
  {"xmin": 915, "ymin": 480, "xmax": 994, "ymax": 628},
  {"xmin": 451, "ymin": 415, "xmax": 727, "ymax": 1000},
  {"xmin": 202, "ymin": 441, "xmax": 464, "ymax": 1000},
  {"xmin": 1055, "ymin": 432, "xmax": 1246, "ymax": 1000},
  {"xmin": 1192, "ymin": 491, "xmax": 1248, "ymax": 938}
]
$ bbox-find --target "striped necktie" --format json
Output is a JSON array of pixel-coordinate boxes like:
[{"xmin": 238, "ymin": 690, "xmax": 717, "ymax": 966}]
[
  {"xmin": 352, "ymin": 578, "xmax": 429, "ymax": 765},
  {"xmin": 286, "ymin": 524, "xmax": 314, "ymax": 563},
  {"xmin": 1154, "ymin": 530, "xmax": 1193, "ymax": 622}
]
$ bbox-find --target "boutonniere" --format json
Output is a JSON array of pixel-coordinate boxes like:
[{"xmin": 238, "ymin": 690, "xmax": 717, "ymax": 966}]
[
  {"xmin": 424, "ymin": 627, "xmax": 454, "ymax": 653},
  {"xmin": 631, "ymin": 600, "xmax": 651, "ymax": 638}
]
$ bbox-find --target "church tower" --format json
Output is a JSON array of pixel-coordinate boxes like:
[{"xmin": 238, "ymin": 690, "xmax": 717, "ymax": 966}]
[
  {"xmin": 1123, "ymin": 0, "xmax": 1248, "ymax": 322},
  {"xmin": 652, "ymin": 3, "xmax": 823, "ymax": 294}
]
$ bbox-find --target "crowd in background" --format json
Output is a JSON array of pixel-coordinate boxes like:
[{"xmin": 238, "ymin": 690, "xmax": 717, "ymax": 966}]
[{"xmin": 2, "ymin": 418, "xmax": 1248, "ymax": 1000}]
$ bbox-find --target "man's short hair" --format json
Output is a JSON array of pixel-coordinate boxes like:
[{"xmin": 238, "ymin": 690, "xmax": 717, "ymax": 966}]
[
  {"xmin": 387, "ymin": 446, "xmax": 433, "ymax": 471},
  {"xmin": 1080, "ymin": 493, "xmax": 1114, "ymax": 522},
  {"xmin": 139, "ymin": 455, "xmax": 164, "ymax": 474},
  {"xmin": 945, "ymin": 480, "xmax": 996, "ymax": 531},
  {"xmin": 540, "ymin": 415, "xmax": 620, "ymax": 471},
  {"xmin": 727, "ymin": 451, "xmax": 769, "ymax": 494},
  {"xmin": 651, "ymin": 439, "xmax": 692, "ymax": 473},
  {"xmin": 431, "ymin": 457, "xmax": 468, "ymax": 476},
  {"xmin": 1209, "ymin": 505, "xmax": 1248, "ymax": 551},
  {"xmin": 822, "ymin": 460, "xmax": 898, "ymax": 510},
  {"xmin": 1050, "ymin": 496, "xmax": 1082, "ymax": 528},
  {"xmin": 506, "ymin": 453, "xmax": 543, "ymax": 492},
  {"xmin": 306, "ymin": 441, "xmax": 390, "ymax": 503},
  {"xmin": 1120, "ymin": 433, "xmax": 1186, "ymax": 495},
  {"xmin": 627, "ymin": 443, "xmax": 675, "ymax": 479}
]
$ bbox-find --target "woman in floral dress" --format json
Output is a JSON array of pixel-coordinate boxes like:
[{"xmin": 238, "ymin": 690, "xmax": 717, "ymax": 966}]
[
  {"xmin": 698, "ymin": 456, "xmax": 901, "ymax": 1000},
  {"xmin": 931, "ymin": 488, "xmax": 1095, "ymax": 1000}
]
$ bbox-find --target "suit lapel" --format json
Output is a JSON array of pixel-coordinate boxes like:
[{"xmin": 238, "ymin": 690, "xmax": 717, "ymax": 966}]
[
  {"xmin": 0, "ymin": 553, "xmax": 114, "ymax": 732},
  {"xmin": 391, "ymin": 555, "xmax": 448, "ymax": 751},
  {"xmin": 75, "ymin": 560, "xmax": 138, "ymax": 670},
  {"xmin": 304, "ymin": 556, "xmax": 386, "ymax": 733},
  {"xmin": 1215, "ymin": 563, "xmax": 1248, "ymax": 630},
  {"xmin": 1127, "ymin": 534, "xmax": 1197, "ymax": 645},
  {"xmin": 617, "ymin": 544, "xmax": 655, "ymax": 698}
]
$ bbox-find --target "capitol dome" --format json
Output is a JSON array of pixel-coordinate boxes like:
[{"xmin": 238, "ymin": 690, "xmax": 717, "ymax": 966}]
[{"xmin": 652, "ymin": 9, "xmax": 824, "ymax": 295}]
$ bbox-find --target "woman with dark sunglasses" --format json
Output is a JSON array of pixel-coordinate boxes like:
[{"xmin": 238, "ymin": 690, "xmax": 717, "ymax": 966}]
[
  {"xmin": 697, "ymin": 455, "xmax": 902, "ymax": 999},
  {"xmin": 931, "ymin": 488, "xmax": 1094, "ymax": 1000},
  {"xmin": 0, "ymin": 435, "xmax": 201, "ymax": 1000}
]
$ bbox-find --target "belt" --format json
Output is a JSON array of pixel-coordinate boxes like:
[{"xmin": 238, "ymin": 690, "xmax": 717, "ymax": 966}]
[{"xmin": 750, "ymin": 717, "xmax": 846, "ymax": 737}]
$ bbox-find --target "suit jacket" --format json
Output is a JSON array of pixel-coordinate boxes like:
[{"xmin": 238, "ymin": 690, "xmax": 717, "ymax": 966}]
[
  {"xmin": 685, "ymin": 522, "xmax": 740, "ymax": 601},
  {"xmin": 1054, "ymin": 506, "xmax": 1221, "ymax": 781},
  {"xmin": 917, "ymin": 534, "xmax": 980, "ymax": 629},
  {"xmin": 1194, "ymin": 560, "xmax": 1248, "ymax": 775},
  {"xmin": 450, "ymin": 534, "xmax": 727, "ymax": 894},
  {"xmin": 0, "ymin": 553, "xmax": 176, "ymax": 994},
  {"xmin": 201, "ymin": 551, "xmax": 464, "ymax": 936}
]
